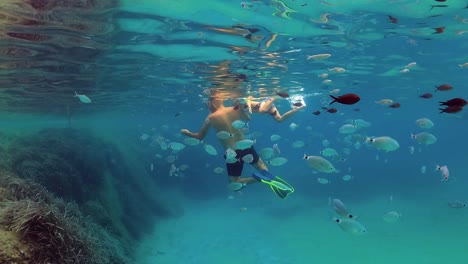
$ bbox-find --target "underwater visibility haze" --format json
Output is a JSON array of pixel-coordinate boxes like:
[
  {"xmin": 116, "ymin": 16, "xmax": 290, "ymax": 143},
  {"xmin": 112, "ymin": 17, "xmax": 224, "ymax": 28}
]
[{"xmin": 0, "ymin": 0, "xmax": 467, "ymax": 263}]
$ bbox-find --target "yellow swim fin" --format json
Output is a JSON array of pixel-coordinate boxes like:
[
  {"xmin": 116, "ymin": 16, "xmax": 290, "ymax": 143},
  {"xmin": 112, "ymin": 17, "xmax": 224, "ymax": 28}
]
[{"xmin": 261, "ymin": 176, "xmax": 294, "ymax": 199}]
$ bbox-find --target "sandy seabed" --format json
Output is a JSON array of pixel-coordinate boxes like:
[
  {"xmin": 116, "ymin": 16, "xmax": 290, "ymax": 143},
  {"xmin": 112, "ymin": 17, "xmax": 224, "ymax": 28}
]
[{"xmin": 135, "ymin": 185, "xmax": 468, "ymax": 264}]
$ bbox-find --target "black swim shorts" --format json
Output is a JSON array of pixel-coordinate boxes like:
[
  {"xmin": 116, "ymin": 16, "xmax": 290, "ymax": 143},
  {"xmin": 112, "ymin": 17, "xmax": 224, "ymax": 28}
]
[{"xmin": 225, "ymin": 146, "xmax": 260, "ymax": 177}]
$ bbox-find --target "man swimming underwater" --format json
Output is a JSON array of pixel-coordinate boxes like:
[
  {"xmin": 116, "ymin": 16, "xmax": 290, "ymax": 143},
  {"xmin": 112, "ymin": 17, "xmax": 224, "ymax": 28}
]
[{"xmin": 180, "ymin": 94, "xmax": 304, "ymax": 198}]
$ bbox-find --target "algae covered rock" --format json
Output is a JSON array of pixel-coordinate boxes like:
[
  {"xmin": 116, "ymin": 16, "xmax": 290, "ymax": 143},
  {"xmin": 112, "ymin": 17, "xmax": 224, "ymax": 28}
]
[{"xmin": 7, "ymin": 128, "xmax": 115, "ymax": 202}]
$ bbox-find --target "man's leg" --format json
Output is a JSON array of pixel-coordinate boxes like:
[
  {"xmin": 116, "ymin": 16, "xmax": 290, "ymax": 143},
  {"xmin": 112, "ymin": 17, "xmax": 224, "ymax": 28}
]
[
  {"xmin": 226, "ymin": 159, "xmax": 258, "ymax": 185},
  {"xmin": 229, "ymin": 175, "xmax": 258, "ymax": 184},
  {"xmin": 258, "ymin": 97, "xmax": 275, "ymax": 113}
]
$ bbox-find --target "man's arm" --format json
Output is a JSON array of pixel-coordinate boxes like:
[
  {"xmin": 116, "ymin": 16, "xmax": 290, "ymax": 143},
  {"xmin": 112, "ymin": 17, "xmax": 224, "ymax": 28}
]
[{"xmin": 180, "ymin": 117, "xmax": 211, "ymax": 140}]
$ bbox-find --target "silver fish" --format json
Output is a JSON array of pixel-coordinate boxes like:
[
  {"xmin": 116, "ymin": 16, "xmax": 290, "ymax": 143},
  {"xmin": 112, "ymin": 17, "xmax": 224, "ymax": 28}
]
[{"xmin": 448, "ymin": 201, "xmax": 467, "ymax": 208}]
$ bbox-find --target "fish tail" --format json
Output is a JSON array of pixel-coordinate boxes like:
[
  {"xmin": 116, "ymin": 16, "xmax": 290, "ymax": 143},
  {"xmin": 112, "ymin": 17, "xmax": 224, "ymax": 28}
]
[
  {"xmin": 329, "ymin": 95, "xmax": 337, "ymax": 104},
  {"xmin": 438, "ymin": 108, "xmax": 445, "ymax": 113}
]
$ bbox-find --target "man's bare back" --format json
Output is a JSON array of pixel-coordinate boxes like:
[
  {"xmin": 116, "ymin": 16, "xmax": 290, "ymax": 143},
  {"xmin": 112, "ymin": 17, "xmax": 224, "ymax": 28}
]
[{"xmin": 208, "ymin": 106, "xmax": 245, "ymax": 149}]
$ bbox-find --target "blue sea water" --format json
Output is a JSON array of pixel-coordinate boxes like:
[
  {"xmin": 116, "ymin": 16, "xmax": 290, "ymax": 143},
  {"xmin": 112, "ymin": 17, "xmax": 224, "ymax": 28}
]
[{"xmin": 1, "ymin": 0, "xmax": 468, "ymax": 263}]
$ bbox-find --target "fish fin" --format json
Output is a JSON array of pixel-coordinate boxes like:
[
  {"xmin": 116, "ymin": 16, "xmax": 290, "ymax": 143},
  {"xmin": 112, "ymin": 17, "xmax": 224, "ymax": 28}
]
[{"xmin": 329, "ymin": 95, "xmax": 337, "ymax": 104}]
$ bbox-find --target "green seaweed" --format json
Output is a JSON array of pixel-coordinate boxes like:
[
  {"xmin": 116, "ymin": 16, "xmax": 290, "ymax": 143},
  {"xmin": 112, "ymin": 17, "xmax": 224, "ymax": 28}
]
[{"xmin": 0, "ymin": 174, "xmax": 130, "ymax": 264}]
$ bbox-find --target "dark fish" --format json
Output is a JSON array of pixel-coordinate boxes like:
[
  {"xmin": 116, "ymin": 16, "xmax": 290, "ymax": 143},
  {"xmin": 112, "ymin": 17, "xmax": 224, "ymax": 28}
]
[
  {"xmin": 276, "ymin": 92, "xmax": 290, "ymax": 98},
  {"xmin": 326, "ymin": 108, "xmax": 338, "ymax": 113},
  {"xmin": 388, "ymin": 15, "xmax": 398, "ymax": 23},
  {"xmin": 439, "ymin": 98, "xmax": 467, "ymax": 107},
  {"xmin": 301, "ymin": 3, "xmax": 308, "ymax": 6},
  {"xmin": 439, "ymin": 105, "xmax": 463, "ymax": 113},
  {"xmin": 293, "ymin": 102, "xmax": 303, "ymax": 107},
  {"xmin": 435, "ymin": 84, "xmax": 452, "ymax": 91},
  {"xmin": 174, "ymin": 112, "xmax": 181, "ymax": 117},
  {"xmin": 435, "ymin": 0, "xmax": 446, "ymax": 2},
  {"xmin": 389, "ymin": 102, "xmax": 401, "ymax": 108},
  {"xmin": 353, "ymin": 108, "xmax": 360, "ymax": 112},
  {"xmin": 329, "ymin": 94, "xmax": 360, "ymax": 105},
  {"xmin": 312, "ymin": 110, "xmax": 321, "ymax": 115},
  {"xmin": 433, "ymin": 26, "xmax": 445, "ymax": 34},
  {"xmin": 419, "ymin": 93, "xmax": 433, "ymax": 99}
]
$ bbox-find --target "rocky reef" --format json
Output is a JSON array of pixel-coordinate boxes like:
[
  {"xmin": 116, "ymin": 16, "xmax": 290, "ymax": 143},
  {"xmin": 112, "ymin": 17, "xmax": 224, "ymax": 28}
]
[{"xmin": 0, "ymin": 128, "xmax": 180, "ymax": 263}]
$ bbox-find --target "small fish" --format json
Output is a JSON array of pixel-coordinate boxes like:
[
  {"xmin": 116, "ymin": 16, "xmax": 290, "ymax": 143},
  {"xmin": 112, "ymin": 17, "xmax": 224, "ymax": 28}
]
[
  {"xmin": 375, "ymin": 99, "xmax": 394, "ymax": 105},
  {"xmin": 435, "ymin": 84, "xmax": 453, "ymax": 91},
  {"xmin": 317, "ymin": 177, "xmax": 331, "ymax": 184},
  {"xmin": 420, "ymin": 165, "xmax": 427, "ymax": 174},
  {"xmin": 232, "ymin": 120, "xmax": 248, "ymax": 129},
  {"xmin": 342, "ymin": 175, "xmax": 353, "ymax": 181},
  {"xmin": 174, "ymin": 112, "xmax": 181, "ymax": 117},
  {"xmin": 439, "ymin": 98, "xmax": 467, "ymax": 107},
  {"xmin": 216, "ymin": 131, "xmax": 235, "ymax": 140},
  {"xmin": 183, "ymin": 137, "xmax": 201, "ymax": 146},
  {"xmin": 289, "ymin": 122, "xmax": 298, "ymax": 131},
  {"xmin": 270, "ymin": 134, "xmax": 281, "ymax": 141},
  {"xmin": 318, "ymin": 73, "xmax": 329, "ymax": 79},
  {"xmin": 293, "ymin": 102, "xmax": 303, "ymax": 107},
  {"xmin": 242, "ymin": 154, "xmax": 254, "ymax": 163},
  {"xmin": 439, "ymin": 105, "xmax": 463, "ymax": 114},
  {"xmin": 400, "ymin": 68, "xmax": 410, "ymax": 73},
  {"xmin": 333, "ymin": 199, "xmax": 355, "ymax": 219},
  {"xmin": 267, "ymin": 156, "xmax": 288, "ymax": 166},
  {"xmin": 382, "ymin": 211, "xmax": 402, "ymax": 223},
  {"xmin": 235, "ymin": 139, "xmax": 255, "ymax": 150},
  {"xmin": 169, "ymin": 142, "xmax": 186, "ymax": 151},
  {"xmin": 74, "ymin": 91, "xmax": 91, "ymax": 103},
  {"xmin": 272, "ymin": 143, "xmax": 281, "ymax": 155},
  {"xmin": 388, "ymin": 15, "xmax": 398, "ymax": 23},
  {"xmin": 330, "ymin": 94, "xmax": 360, "ymax": 105},
  {"xmin": 312, "ymin": 110, "xmax": 321, "ymax": 115},
  {"xmin": 419, "ymin": 93, "xmax": 433, "ymax": 99},
  {"xmin": 276, "ymin": 91, "xmax": 290, "ymax": 98},
  {"xmin": 334, "ymin": 218, "xmax": 367, "ymax": 236},
  {"xmin": 204, "ymin": 144, "xmax": 218, "ymax": 155},
  {"xmin": 448, "ymin": 201, "xmax": 466, "ymax": 208},
  {"xmin": 459, "ymin": 62, "xmax": 468, "ymax": 68},
  {"xmin": 436, "ymin": 165, "xmax": 449, "ymax": 181},
  {"xmin": 307, "ymin": 53, "xmax": 332, "ymax": 60},
  {"xmin": 433, "ymin": 26, "xmax": 445, "ymax": 34},
  {"xmin": 225, "ymin": 148, "xmax": 237, "ymax": 160},
  {"xmin": 388, "ymin": 102, "xmax": 401, "ymax": 108},
  {"xmin": 325, "ymin": 108, "xmax": 337, "ymax": 113},
  {"xmin": 228, "ymin": 182, "xmax": 245, "ymax": 191},
  {"xmin": 140, "ymin": 133, "xmax": 150, "ymax": 141},
  {"xmin": 411, "ymin": 132, "xmax": 437, "ymax": 145},
  {"xmin": 328, "ymin": 67, "xmax": 346, "ymax": 73}
]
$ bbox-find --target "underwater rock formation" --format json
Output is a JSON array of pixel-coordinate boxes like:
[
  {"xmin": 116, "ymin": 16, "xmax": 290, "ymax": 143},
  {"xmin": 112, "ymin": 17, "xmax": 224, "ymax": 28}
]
[
  {"xmin": 0, "ymin": 173, "xmax": 129, "ymax": 264},
  {"xmin": 0, "ymin": 128, "xmax": 182, "ymax": 263}
]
